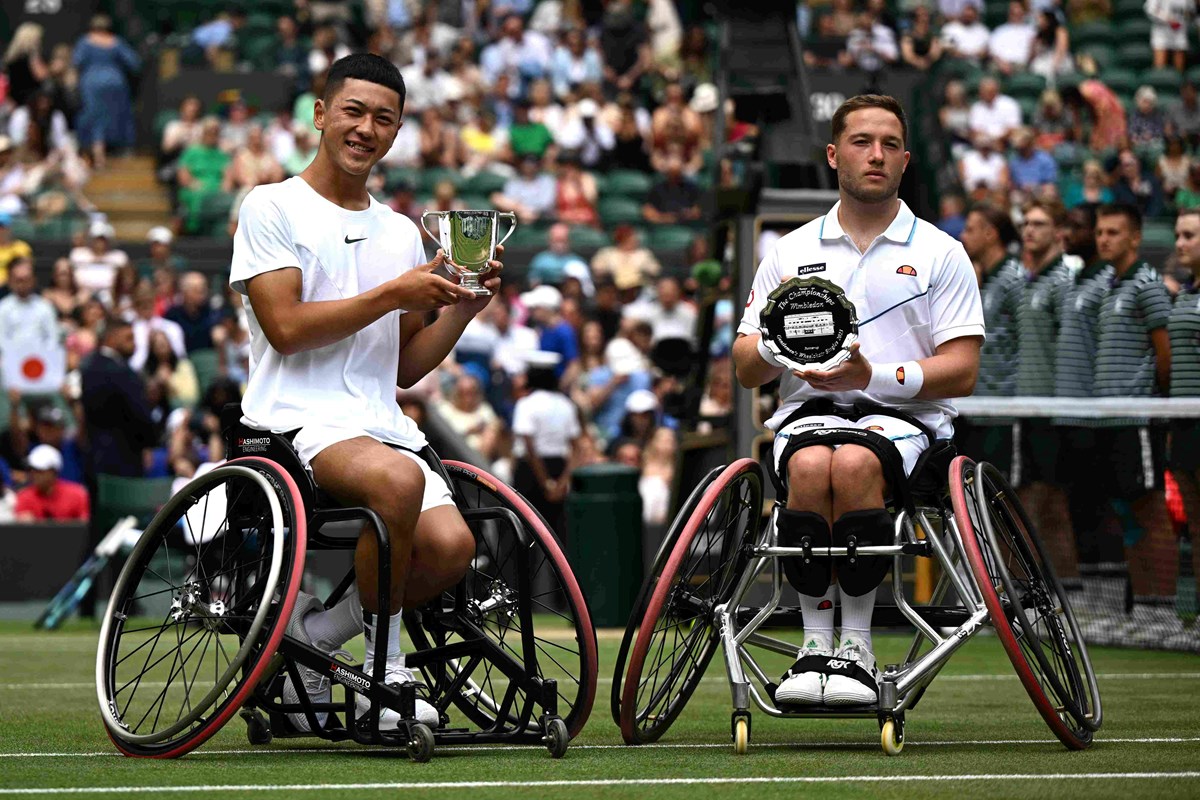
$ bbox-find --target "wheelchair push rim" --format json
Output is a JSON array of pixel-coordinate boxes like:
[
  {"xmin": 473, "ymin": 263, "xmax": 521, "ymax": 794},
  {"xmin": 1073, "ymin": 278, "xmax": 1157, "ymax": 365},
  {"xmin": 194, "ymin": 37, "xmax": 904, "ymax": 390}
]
[
  {"xmin": 620, "ymin": 459, "xmax": 763, "ymax": 745},
  {"xmin": 949, "ymin": 456, "xmax": 1099, "ymax": 749},
  {"xmin": 96, "ymin": 458, "xmax": 307, "ymax": 757},
  {"xmin": 407, "ymin": 461, "xmax": 598, "ymax": 739}
]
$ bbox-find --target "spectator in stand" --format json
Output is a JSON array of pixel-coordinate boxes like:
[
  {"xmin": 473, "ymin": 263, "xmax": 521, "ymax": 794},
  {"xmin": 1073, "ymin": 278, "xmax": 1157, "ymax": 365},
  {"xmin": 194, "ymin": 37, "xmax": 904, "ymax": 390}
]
[
  {"xmin": 1129, "ymin": 86, "xmax": 1167, "ymax": 146},
  {"xmin": 529, "ymin": 222, "xmax": 589, "ymax": 287},
  {"xmin": 417, "ymin": 107, "xmax": 462, "ymax": 169},
  {"xmin": 1145, "ymin": 0, "xmax": 1195, "ymax": 72},
  {"xmin": 69, "ymin": 220, "xmax": 128, "ymax": 296},
  {"xmin": 128, "ymin": 282, "xmax": 186, "ymax": 373},
  {"xmin": 405, "ymin": 50, "xmax": 455, "ymax": 115},
  {"xmin": 512, "ymin": 351, "xmax": 581, "ymax": 538},
  {"xmin": 639, "ymin": 426, "xmax": 677, "ymax": 526},
  {"xmin": 959, "ymin": 135, "xmax": 1011, "ymax": 201},
  {"xmin": 553, "ymin": 151, "xmax": 599, "ymax": 226},
  {"xmin": 1064, "ymin": 158, "xmax": 1114, "ymax": 209},
  {"xmin": 940, "ymin": 80, "xmax": 974, "ymax": 156},
  {"xmin": 1066, "ymin": 0, "xmax": 1111, "ymax": 23},
  {"xmin": 480, "ymin": 13, "xmax": 553, "ymax": 92},
  {"xmin": 650, "ymin": 82, "xmax": 703, "ymax": 174},
  {"xmin": 165, "ymin": 271, "xmax": 224, "ymax": 354},
  {"xmin": 988, "ymin": 0, "xmax": 1036, "ymax": 75},
  {"xmin": 0, "ymin": 258, "xmax": 56, "ymax": 348},
  {"xmin": 1031, "ymin": 89, "xmax": 1074, "ymax": 150},
  {"xmin": 103, "ymin": 263, "xmax": 138, "ymax": 314},
  {"xmin": 80, "ymin": 316, "xmax": 157, "ymax": 481},
  {"xmin": 386, "ymin": 179, "xmax": 421, "ymax": 223},
  {"xmin": 827, "ymin": 0, "xmax": 860, "ymax": 35},
  {"xmin": 188, "ymin": 6, "xmax": 245, "ymax": 67},
  {"xmin": 590, "ymin": 277, "xmax": 624, "ymax": 341},
  {"xmin": 592, "ymin": 225, "xmax": 661, "ymax": 295},
  {"xmin": 283, "ymin": 122, "xmax": 319, "ymax": 177},
  {"xmin": 969, "ymin": 76, "xmax": 1023, "ymax": 145},
  {"xmin": 900, "ymin": 5, "xmax": 944, "ymax": 70},
  {"xmin": 557, "ymin": 97, "xmax": 614, "ymax": 172},
  {"xmin": 599, "ymin": 0, "xmax": 652, "ymax": 94},
  {"xmin": 42, "ymin": 257, "xmax": 87, "ymax": 321},
  {"xmin": 72, "ymin": 14, "xmax": 140, "ymax": 169},
  {"xmin": 0, "ymin": 212, "xmax": 32, "ymax": 284},
  {"xmin": 624, "ymin": 275, "xmax": 698, "ymax": 346},
  {"xmin": 587, "ymin": 319, "xmax": 654, "ymax": 444},
  {"xmin": 223, "ymin": 124, "xmax": 285, "ymax": 216},
  {"xmin": 1009, "ymin": 126, "xmax": 1059, "ymax": 199},
  {"xmin": 937, "ymin": 193, "xmax": 968, "ymax": 239},
  {"xmin": 177, "ymin": 118, "xmax": 229, "ymax": 233},
  {"xmin": 1028, "ymin": 10, "xmax": 1072, "ymax": 83},
  {"xmin": 1166, "ymin": 81, "xmax": 1200, "ymax": 149},
  {"xmin": 159, "ymin": 95, "xmax": 204, "ymax": 182},
  {"xmin": 1062, "ymin": 79, "xmax": 1127, "ymax": 151},
  {"xmin": 1159, "ymin": 136, "xmax": 1192, "ymax": 203},
  {"xmin": 136, "ymin": 227, "xmax": 187, "ymax": 279},
  {"xmin": 527, "ymin": 78, "xmax": 565, "ymax": 132},
  {"xmin": 1177, "ymin": 163, "xmax": 1200, "ymax": 210},
  {"xmin": 2, "ymin": 401, "xmax": 85, "ymax": 485},
  {"xmin": 642, "ymin": 150, "xmax": 702, "ymax": 225},
  {"xmin": 840, "ymin": 9, "xmax": 899, "ymax": 73},
  {"xmin": 437, "ymin": 374, "xmax": 502, "ymax": 463},
  {"xmin": 609, "ymin": 92, "xmax": 652, "ymax": 172},
  {"xmin": 551, "ymin": 26, "xmax": 604, "ymax": 100},
  {"xmin": 14, "ymin": 445, "xmax": 89, "ymax": 522},
  {"xmin": 673, "ymin": 24, "xmax": 714, "ymax": 93},
  {"xmin": 274, "ymin": 16, "xmax": 310, "ymax": 96},
  {"xmin": 308, "ymin": 24, "xmax": 351, "ymax": 78},
  {"xmin": 1111, "ymin": 148, "xmax": 1165, "ymax": 218},
  {"xmin": 459, "ymin": 110, "xmax": 510, "ymax": 177},
  {"xmin": 3, "ymin": 23, "xmax": 48, "ymax": 109},
  {"xmin": 218, "ymin": 98, "xmax": 253, "ymax": 155},
  {"xmin": 487, "ymin": 298, "xmax": 540, "ymax": 385},
  {"xmin": 0, "ymin": 135, "xmax": 29, "ymax": 216},
  {"xmin": 618, "ymin": 388, "xmax": 661, "ymax": 450},
  {"xmin": 491, "ymin": 153, "xmax": 557, "ymax": 224},
  {"xmin": 143, "ymin": 328, "xmax": 199, "ymax": 410},
  {"xmin": 804, "ymin": 12, "xmax": 850, "ymax": 69},
  {"xmin": 521, "ymin": 284, "xmax": 578, "ymax": 379},
  {"xmin": 507, "ymin": 100, "xmax": 557, "ymax": 165},
  {"xmin": 941, "ymin": 3, "xmax": 991, "ymax": 63}
]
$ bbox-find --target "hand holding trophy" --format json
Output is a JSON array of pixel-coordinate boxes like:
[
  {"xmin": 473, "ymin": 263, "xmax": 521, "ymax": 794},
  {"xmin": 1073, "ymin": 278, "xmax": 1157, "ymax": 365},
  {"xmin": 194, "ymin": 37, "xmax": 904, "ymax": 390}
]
[
  {"xmin": 759, "ymin": 276, "xmax": 859, "ymax": 372},
  {"xmin": 420, "ymin": 209, "xmax": 517, "ymax": 296}
]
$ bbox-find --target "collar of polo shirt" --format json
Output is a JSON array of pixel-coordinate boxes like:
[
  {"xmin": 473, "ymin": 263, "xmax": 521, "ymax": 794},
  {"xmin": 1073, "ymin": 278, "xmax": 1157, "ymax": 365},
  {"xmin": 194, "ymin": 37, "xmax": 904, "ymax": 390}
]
[{"xmin": 818, "ymin": 201, "xmax": 919, "ymax": 246}]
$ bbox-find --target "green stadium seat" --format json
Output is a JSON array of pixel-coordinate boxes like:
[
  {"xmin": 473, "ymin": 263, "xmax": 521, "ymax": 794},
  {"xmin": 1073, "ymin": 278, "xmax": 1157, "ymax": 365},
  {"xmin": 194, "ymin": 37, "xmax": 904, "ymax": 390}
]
[
  {"xmin": 460, "ymin": 171, "xmax": 508, "ymax": 195},
  {"xmin": 420, "ymin": 167, "xmax": 465, "ymax": 194},
  {"xmin": 189, "ymin": 349, "xmax": 221, "ymax": 396},
  {"xmin": 604, "ymin": 170, "xmax": 653, "ymax": 197},
  {"xmin": 568, "ymin": 226, "xmax": 611, "ymax": 250},
  {"xmin": 1099, "ymin": 68, "xmax": 1139, "ymax": 97},
  {"xmin": 1114, "ymin": 0, "xmax": 1148, "ymax": 19},
  {"xmin": 95, "ymin": 475, "xmax": 174, "ymax": 532},
  {"xmin": 243, "ymin": 13, "xmax": 276, "ymax": 36},
  {"xmin": 456, "ymin": 194, "xmax": 491, "ymax": 210},
  {"xmin": 197, "ymin": 191, "xmax": 235, "ymax": 229},
  {"xmin": 1056, "ymin": 71, "xmax": 1086, "ymax": 92},
  {"xmin": 597, "ymin": 197, "xmax": 644, "ymax": 225},
  {"xmin": 385, "ymin": 166, "xmax": 420, "ymax": 191},
  {"xmin": 1122, "ymin": 18, "xmax": 1152, "ymax": 41},
  {"xmin": 506, "ymin": 223, "xmax": 549, "ymax": 249},
  {"xmin": 1070, "ymin": 21, "xmax": 1115, "ymax": 49},
  {"xmin": 240, "ymin": 34, "xmax": 277, "ymax": 71},
  {"xmin": 1141, "ymin": 223, "xmax": 1176, "ymax": 249},
  {"xmin": 1140, "ymin": 68, "xmax": 1183, "ymax": 95},
  {"xmin": 1077, "ymin": 46, "xmax": 1115, "ymax": 72},
  {"xmin": 647, "ymin": 225, "xmax": 699, "ymax": 251},
  {"xmin": 1004, "ymin": 72, "xmax": 1046, "ymax": 99},
  {"xmin": 1017, "ymin": 96, "xmax": 1039, "ymax": 121},
  {"xmin": 1187, "ymin": 65, "xmax": 1200, "ymax": 85},
  {"xmin": 1053, "ymin": 143, "xmax": 1084, "ymax": 172},
  {"xmin": 1116, "ymin": 42, "xmax": 1154, "ymax": 73}
]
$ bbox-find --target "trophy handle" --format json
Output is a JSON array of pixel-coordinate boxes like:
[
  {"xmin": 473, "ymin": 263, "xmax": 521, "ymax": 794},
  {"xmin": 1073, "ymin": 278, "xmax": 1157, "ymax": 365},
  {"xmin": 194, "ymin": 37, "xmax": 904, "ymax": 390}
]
[
  {"xmin": 419, "ymin": 211, "xmax": 442, "ymax": 244},
  {"xmin": 495, "ymin": 212, "xmax": 518, "ymax": 248}
]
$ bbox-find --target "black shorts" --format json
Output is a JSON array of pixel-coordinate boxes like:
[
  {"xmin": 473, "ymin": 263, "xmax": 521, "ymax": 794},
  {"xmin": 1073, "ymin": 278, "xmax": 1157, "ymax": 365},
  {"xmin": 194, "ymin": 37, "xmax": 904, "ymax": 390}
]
[
  {"xmin": 954, "ymin": 418, "xmax": 1015, "ymax": 479},
  {"xmin": 1169, "ymin": 421, "xmax": 1200, "ymax": 473},
  {"xmin": 1090, "ymin": 426, "xmax": 1166, "ymax": 499},
  {"xmin": 1016, "ymin": 419, "xmax": 1062, "ymax": 486}
]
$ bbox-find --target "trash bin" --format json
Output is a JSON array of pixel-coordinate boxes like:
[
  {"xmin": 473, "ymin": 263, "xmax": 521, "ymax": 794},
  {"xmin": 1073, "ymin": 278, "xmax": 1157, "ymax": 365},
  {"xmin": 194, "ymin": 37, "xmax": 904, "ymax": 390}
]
[{"xmin": 566, "ymin": 463, "xmax": 643, "ymax": 628}]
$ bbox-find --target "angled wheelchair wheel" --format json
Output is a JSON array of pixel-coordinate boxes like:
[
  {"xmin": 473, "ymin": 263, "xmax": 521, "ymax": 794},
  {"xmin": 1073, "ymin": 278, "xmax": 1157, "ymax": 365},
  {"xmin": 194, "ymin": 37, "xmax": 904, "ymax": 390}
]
[
  {"xmin": 611, "ymin": 465, "xmax": 725, "ymax": 726},
  {"xmin": 96, "ymin": 457, "xmax": 307, "ymax": 758},
  {"xmin": 950, "ymin": 456, "xmax": 1101, "ymax": 749},
  {"xmin": 620, "ymin": 459, "xmax": 763, "ymax": 745},
  {"xmin": 405, "ymin": 461, "xmax": 597, "ymax": 739}
]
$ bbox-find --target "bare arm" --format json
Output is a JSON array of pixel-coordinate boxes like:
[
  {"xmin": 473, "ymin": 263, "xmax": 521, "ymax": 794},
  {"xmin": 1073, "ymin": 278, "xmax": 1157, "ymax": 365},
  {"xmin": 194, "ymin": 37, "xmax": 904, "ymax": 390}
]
[
  {"xmin": 1152, "ymin": 326, "xmax": 1171, "ymax": 395},
  {"xmin": 732, "ymin": 333, "xmax": 785, "ymax": 389}
]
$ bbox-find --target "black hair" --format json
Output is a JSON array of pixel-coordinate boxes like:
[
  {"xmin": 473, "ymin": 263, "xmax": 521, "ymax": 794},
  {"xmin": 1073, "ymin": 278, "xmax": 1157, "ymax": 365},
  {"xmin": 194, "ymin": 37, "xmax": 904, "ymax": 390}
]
[
  {"xmin": 526, "ymin": 365, "xmax": 560, "ymax": 392},
  {"xmin": 323, "ymin": 53, "xmax": 407, "ymax": 115},
  {"xmin": 1096, "ymin": 202, "xmax": 1143, "ymax": 233}
]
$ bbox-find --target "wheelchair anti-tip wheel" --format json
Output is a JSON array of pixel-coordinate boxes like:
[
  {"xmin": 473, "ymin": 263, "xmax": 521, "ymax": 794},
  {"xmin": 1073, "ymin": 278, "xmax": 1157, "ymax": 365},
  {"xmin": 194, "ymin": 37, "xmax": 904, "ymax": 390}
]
[
  {"xmin": 950, "ymin": 456, "xmax": 1101, "ymax": 750},
  {"xmin": 620, "ymin": 459, "xmax": 763, "ymax": 745},
  {"xmin": 96, "ymin": 457, "xmax": 307, "ymax": 758},
  {"xmin": 405, "ymin": 461, "xmax": 598, "ymax": 739}
]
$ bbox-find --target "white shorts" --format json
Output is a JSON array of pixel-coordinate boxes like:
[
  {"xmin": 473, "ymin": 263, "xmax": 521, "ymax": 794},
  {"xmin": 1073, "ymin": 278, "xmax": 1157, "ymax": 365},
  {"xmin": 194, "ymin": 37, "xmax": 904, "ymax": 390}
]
[
  {"xmin": 771, "ymin": 413, "xmax": 930, "ymax": 482},
  {"xmin": 1151, "ymin": 25, "xmax": 1187, "ymax": 50},
  {"xmin": 291, "ymin": 425, "xmax": 454, "ymax": 513}
]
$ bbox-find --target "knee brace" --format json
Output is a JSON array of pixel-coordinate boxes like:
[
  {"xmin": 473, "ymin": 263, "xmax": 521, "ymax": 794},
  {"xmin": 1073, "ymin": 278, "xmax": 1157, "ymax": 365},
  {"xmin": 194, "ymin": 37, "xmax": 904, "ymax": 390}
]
[
  {"xmin": 833, "ymin": 508, "xmax": 893, "ymax": 596},
  {"xmin": 776, "ymin": 509, "xmax": 832, "ymax": 597}
]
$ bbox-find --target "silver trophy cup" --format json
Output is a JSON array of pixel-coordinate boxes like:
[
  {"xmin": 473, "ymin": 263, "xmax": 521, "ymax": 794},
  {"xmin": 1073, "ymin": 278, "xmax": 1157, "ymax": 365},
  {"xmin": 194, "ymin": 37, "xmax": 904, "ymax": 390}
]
[{"xmin": 420, "ymin": 209, "xmax": 517, "ymax": 296}]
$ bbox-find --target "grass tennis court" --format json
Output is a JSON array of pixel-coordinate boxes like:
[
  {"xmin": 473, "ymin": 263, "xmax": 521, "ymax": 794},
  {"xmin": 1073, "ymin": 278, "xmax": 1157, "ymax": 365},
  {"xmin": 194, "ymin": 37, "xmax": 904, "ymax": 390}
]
[{"xmin": 2, "ymin": 621, "xmax": 1198, "ymax": 799}]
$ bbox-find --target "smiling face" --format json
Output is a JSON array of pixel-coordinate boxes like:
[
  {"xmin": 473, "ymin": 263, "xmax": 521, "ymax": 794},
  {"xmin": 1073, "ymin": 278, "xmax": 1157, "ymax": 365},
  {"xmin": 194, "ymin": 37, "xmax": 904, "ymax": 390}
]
[
  {"xmin": 314, "ymin": 77, "xmax": 402, "ymax": 177},
  {"xmin": 827, "ymin": 106, "xmax": 909, "ymax": 205}
]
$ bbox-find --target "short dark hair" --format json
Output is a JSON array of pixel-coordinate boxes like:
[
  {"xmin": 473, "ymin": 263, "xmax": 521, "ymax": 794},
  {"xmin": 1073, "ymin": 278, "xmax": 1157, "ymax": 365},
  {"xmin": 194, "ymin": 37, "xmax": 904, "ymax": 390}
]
[
  {"xmin": 100, "ymin": 315, "xmax": 132, "ymax": 341},
  {"xmin": 1022, "ymin": 197, "xmax": 1067, "ymax": 227},
  {"xmin": 1096, "ymin": 203, "xmax": 1143, "ymax": 233},
  {"xmin": 969, "ymin": 203, "xmax": 1018, "ymax": 247},
  {"xmin": 1179, "ymin": 208, "xmax": 1200, "ymax": 224},
  {"xmin": 831, "ymin": 94, "xmax": 908, "ymax": 146},
  {"xmin": 323, "ymin": 53, "xmax": 407, "ymax": 115}
]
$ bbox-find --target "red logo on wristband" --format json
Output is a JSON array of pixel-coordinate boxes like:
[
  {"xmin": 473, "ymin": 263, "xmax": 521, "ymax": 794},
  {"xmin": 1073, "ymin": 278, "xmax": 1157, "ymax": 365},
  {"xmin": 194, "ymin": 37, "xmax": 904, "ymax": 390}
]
[{"xmin": 896, "ymin": 366, "xmax": 906, "ymax": 384}]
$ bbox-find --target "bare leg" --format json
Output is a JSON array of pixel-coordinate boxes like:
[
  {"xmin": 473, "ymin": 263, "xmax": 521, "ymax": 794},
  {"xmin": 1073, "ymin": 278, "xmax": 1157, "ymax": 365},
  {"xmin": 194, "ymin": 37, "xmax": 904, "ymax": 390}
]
[
  {"xmin": 403, "ymin": 504, "xmax": 476, "ymax": 607},
  {"xmin": 1131, "ymin": 490, "xmax": 1178, "ymax": 598},
  {"xmin": 787, "ymin": 445, "xmax": 834, "ymax": 518},
  {"xmin": 829, "ymin": 444, "xmax": 886, "ymax": 518}
]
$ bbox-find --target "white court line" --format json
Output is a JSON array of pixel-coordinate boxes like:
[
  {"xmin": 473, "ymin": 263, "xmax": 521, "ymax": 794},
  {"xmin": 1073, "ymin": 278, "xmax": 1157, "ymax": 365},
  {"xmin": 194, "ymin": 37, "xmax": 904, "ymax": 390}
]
[
  {"xmin": 2, "ymin": 772, "xmax": 1200, "ymax": 795},
  {"xmin": 3, "ymin": 736, "xmax": 1199, "ymax": 759},
  {"xmin": 9, "ymin": 672, "xmax": 1200, "ymax": 690}
]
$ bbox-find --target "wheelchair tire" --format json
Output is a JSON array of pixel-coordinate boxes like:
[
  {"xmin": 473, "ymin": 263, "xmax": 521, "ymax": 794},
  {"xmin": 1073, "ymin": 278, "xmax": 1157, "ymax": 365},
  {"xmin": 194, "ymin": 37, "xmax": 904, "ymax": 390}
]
[
  {"xmin": 405, "ymin": 461, "xmax": 598, "ymax": 739},
  {"xmin": 611, "ymin": 465, "xmax": 725, "ymax": 726},
  {"xmin": 96, "ymin": 457, "xmax": 307, "ymax": 758},
  {"xmin": 950, "ymin": 456, "xmax": 1100, "ymax": 750},
  {"xmin": 619, "ymin": 459, "xmax": 763, "ymax": 745}
]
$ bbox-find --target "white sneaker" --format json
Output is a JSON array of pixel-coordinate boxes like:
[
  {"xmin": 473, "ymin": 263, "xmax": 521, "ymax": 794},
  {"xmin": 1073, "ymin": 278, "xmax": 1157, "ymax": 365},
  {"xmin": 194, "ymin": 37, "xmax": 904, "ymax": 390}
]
[
  {"xmin": 281, "ymin": 592, "xmax": 334, "ymax": 732},
  {"xmin": 775, "ymin": 639, "xmax": 832, "ymax": 706},
  {"xmin": 822, "ymin": 641, "xmax": 879, "ymax": 706},
  {"xmin": 354, "ymin": 667, "xmax": 440, "ymax": 729}
]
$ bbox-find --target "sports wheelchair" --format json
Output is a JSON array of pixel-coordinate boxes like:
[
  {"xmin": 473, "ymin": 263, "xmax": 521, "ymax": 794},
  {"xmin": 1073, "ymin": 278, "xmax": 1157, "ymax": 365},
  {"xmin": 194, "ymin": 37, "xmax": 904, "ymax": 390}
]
[
  {"xmin": 611, "ymin": 418, "xmax": 1102, "ymax": 756},
  {"xmin": 96, "ymin": 406, "xmax": 597, "ymax": 761}
]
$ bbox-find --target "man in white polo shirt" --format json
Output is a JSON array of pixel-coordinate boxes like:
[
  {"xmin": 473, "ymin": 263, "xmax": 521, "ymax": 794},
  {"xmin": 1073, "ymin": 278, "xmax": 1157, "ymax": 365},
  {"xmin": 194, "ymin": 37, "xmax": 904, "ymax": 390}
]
[{"xmin": 733, "ymin": 94, "xmax": 984, "ymax": 707}]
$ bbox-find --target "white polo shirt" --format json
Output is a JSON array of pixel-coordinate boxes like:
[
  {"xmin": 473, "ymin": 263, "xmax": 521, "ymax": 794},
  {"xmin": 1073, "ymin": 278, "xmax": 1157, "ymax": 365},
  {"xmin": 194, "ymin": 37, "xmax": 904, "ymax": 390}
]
[{"xmin": 738, "ymin": 200, "xmax": 985, "ymax": 439}]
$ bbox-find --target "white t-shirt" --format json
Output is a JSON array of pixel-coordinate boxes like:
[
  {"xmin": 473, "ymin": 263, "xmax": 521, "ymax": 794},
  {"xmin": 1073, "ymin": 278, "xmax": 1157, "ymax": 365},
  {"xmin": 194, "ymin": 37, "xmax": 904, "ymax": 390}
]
[
  {"xmin": 0, "ymin": 293, "xmax": 58, "ymax": 346},
  {"xmin": 968, "ymin": 95, "xmax": 1023, "ymax": 140},
  {"xmin": 624, "ymin": 300, "xmax": 698, "ymax": 345},
  {"xmin": 738, "ymin": 201, "xmax": 985, "ymax": 439},
  {"xmin": 230, "ymin": 177, "xmax": 428, "ymax": 450},
  {"xmin": 512, "ymin": 389, "xmax": 580, "ymax": 458},
  {"xmin": 129, "ymin": 315, "xmax": 188, "ymax": 372},
  {"xmin": 941, "ymin": 21, "xmax": 990, "ymax": 60},
  {"xmin": 70, "ymin": 247, "xmax": 129, "ymax": 295},
  {"xmin": 960, "ymin": 149, "xmax": 1008, "ymax": 190},
  {"xmin": 988, "ymin": 23, "xmax": 1035, "ymax": 66},
  {"xmin": 493, "ymin": 323, "xmax": 540, "ymax": 376}
]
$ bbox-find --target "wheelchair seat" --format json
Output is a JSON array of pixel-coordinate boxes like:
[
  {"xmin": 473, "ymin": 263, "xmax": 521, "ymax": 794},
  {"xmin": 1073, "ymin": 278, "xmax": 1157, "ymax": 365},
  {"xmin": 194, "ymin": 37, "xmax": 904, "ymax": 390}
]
[
  {"xmin": 906, "ymin": 439, "xmax": 956, "ymax": 506},
  {"xmin": 221, "ymin": 403, "xmax": 323, "ymax": 516}
]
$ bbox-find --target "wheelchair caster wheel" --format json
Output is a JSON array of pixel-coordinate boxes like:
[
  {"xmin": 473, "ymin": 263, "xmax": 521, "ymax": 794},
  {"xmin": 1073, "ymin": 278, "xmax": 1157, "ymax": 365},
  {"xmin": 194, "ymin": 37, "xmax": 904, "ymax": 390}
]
[
  {"xmin": 881, "ymin": 718, "xmax": 904, "ymax": 756},
  {"xmin": 733, "ymin": 717, "xmax": 749, "ymax": 755},
  {"xmin": 407, "ymin": 723, "xmax": 435, "ymax": 763},
  {"xmin": 240, "ymin": 708, "xmax": 272, "ymax": 746},
  {"xmin": 544, "ymin": 717, "xmax": 569, "ymax": 758}
]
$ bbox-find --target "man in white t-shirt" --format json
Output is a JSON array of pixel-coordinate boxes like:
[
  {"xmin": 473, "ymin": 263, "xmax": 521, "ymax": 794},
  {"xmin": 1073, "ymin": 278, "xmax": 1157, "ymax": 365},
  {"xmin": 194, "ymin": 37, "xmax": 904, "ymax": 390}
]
[
  {"xmin": 940, "ymin": 3, "xmax": 991, "ymax": 62},
  {"xmin": 988, "ymin": 0, "xmax": 1036, "ymax": 74},
  {"xmin": 733, "ymin": 94, "xmax": 983, "ymax": 708},
  {"xmin": 968, "ymin": 76, "xmax": 1023, "ymax": 144},
  {"xmin": 230, "ymin": 54, "xmax": 499, "ymax": 735},
  {"xmin": 69, "ymin": 221, "xmax": 129, "ymax": 297}
]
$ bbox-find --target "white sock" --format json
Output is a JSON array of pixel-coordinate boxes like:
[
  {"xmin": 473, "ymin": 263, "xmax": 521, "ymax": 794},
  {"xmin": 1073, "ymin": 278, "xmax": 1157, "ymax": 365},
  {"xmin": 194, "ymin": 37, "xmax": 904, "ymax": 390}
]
[
  {"xmin": 798, "ymin": 585, "xmax": 836, "ymax": 653},
  {"xmin": 838, "ymin": 583, "xmax": 876, "ymax": 654},
  {"xmin": 302, "ymin": 585, "xmax": 363, "ymax": 651},
  {"xmin": 363, "ymin": 608, "xmax": 405, "ymax": 680}
]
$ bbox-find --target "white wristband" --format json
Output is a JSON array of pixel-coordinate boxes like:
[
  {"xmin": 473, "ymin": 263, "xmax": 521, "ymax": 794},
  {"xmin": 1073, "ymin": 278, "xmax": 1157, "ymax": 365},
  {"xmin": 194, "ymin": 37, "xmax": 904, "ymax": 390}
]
[
  {"xmin": 867, "ymin": 360, "xmax": 924, "ymax": 400},
  {"xmin": 756, "ymin": 335, "xmax": 785, "ymax": 368}
]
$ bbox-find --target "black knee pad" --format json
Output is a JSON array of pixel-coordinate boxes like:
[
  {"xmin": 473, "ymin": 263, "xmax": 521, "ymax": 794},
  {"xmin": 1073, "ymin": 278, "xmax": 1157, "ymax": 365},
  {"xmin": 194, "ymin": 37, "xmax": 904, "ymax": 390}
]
[
  {"xmin": 832, "ymin": 508, "xmax": 893, "ymax": 596},
  {"xmin": 776, "ymin": 509, "xmax": 832, "ymax": 597}
]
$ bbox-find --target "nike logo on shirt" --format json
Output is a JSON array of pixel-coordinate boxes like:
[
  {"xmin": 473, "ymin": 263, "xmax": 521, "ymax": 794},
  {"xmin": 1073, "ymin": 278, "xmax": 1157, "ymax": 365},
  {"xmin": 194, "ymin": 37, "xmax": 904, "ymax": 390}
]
[{"xmin": 344, "ymin": 236, "xmax": 367, "ymax": 244}]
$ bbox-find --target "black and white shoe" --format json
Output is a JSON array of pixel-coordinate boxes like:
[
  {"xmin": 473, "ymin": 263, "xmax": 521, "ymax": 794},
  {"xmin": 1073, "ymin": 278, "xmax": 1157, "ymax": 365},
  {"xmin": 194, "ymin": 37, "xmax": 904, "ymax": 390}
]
[
  {"xmin": 775, "ymin": 639, "xmax": 833, "ymax": 705},
  {"xmin": 822, "ymin": 641, "xmax": 879, "ymax": 706}
]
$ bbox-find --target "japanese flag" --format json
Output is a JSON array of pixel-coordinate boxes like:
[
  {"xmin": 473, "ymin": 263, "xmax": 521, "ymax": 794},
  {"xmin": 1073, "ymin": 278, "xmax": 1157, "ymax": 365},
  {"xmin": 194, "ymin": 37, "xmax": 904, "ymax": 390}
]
[{"xmin": 2, "ymin": 341, "xmax": 66, "ymax": 394}]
